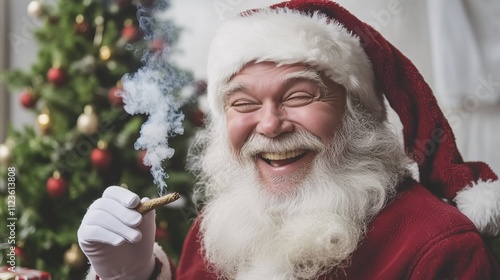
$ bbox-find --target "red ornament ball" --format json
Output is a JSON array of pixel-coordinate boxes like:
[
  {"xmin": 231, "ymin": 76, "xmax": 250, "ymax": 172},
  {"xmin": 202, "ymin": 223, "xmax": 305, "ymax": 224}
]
[
  {"xmin": 14, "ymin": 246, "xmax": 26, "ymax": 260},
  {"xmin": 136, "ymin": 150, "xmax": 149, "ymax": 171},
  {"xmin": 150, "ymin": 39, "xmax": 165, "ymax": 52},
  {"xmin": 46, "ymin": 176, "xmax": 67, "ymax": 198},
  {"xmin": 189, "ymin": 109, "xmax": 205, "ymax": 127},
  {"xmin": 74, "ymin": 21, "xmax": 89, "ymax": 34},
  {"xmin": 121, "ymin": 25, "xmax": 141, "ymax": 42},
  {"xmin": 155, "ymin": 227, "xmax": 169, "ymax": 240},
  {"xmin": 47, "ymin": 67, "xmax": 66, "ymax": 86},
  {"xmin": 19, "ymin": 91, "xmax": 37, "ymax": 108},
  {"xmin": 91, "ymin": 148, "xmax": 112, "ymax": 170},
  {"xmin": 196, "ymin": 80, "xmax": 207, "ymax": 95},
  {"xmin": 108, "ymin": 86, "xmax": 124, "ymax": 106}
]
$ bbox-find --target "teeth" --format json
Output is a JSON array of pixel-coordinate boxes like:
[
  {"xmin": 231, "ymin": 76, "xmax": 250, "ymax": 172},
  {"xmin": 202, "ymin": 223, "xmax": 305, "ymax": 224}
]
[{"xmin": 261, "ymin": 150, "xmax": 305, "ymax": 161}]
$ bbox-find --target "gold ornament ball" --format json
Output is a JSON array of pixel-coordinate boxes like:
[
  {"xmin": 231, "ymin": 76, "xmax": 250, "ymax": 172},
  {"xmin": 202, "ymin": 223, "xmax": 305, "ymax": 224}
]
[
  {"xmin": 0, "ymin": 144, "xmax": 12, "ymax": 165},
  {"xmin": 77, "ymin": 105, "xmax": 99, "ymax": 135},
  {"xmin": 37, "ymin": 111, "xmax": 51, "ymax": 135},
  {"xmin": 64, "ymin": 244, "xmax": 86, "ymax": 269},
  {"xmin": 27, "ymin": 0, "xmax": 45, "ymax": 18},
  {"xmin": 99, "ymin": 46, "xmax": 112, "ymax": 61}
]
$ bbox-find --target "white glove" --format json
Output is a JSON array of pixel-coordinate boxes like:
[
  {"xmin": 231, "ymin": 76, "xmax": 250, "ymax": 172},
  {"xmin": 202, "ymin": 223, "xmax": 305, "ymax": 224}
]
[{"xmin": 78, "ymin": 186, "xmax": 156, "ymax": 280}]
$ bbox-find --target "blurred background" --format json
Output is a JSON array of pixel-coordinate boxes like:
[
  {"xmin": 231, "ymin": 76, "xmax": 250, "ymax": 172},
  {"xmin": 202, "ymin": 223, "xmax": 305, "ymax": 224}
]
[{"xmin": 1, "ymin": 0, "xmax": 499, "ymax": 279}]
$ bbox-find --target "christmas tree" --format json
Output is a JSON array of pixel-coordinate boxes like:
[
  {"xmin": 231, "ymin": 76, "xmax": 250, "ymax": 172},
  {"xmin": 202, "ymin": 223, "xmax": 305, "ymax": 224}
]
[{"xmin": 0, "ymin": 0, "xmax": 204, "ymax": 278}]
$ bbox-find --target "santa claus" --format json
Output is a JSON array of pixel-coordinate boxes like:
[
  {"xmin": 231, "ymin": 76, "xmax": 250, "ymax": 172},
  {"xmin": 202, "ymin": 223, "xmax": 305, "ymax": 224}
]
[{"xmin": 78, "ymin": 0, "xmax": 500, "ymax": 279}]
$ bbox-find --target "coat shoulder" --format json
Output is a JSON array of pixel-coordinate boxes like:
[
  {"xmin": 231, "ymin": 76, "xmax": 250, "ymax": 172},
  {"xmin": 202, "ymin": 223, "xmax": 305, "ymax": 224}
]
[
  {"xmin": 339, "ymin": 180, "xmax": 499, "ymax": 279},
  {"xmin": 374, "ymin": 180, "xmax": 478, "ymax": 236}
]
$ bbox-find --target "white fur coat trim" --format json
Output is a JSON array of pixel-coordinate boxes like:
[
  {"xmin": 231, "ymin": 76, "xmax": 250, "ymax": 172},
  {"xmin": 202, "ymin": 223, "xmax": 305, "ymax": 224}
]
[
  {"xmin": 454, "ymin": 179, "xmax": 500, "ymax": 236},
  {"xmin": 153, "ymin": 242, "xmax": 172, "ymax": 279}
]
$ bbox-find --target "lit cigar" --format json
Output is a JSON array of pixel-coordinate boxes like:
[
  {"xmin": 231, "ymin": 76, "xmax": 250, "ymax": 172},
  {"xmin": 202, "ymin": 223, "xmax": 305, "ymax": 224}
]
[{"xmin": 135, "ymin": 192, "xmax": 181, "ymax": 214}]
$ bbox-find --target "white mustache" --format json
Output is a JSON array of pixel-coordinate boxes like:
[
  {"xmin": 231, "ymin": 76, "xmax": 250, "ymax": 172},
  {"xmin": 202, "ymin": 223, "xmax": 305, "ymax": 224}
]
[{"xmin": 240, "ymin": 131, "xmax": 326, "ymax": 159}]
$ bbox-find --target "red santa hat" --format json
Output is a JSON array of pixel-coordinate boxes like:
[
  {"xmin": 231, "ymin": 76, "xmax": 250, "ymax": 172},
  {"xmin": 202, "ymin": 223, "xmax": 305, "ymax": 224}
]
[{"xmin": 205, "ymin": 0, "xmax": 500, "ymax": 236}]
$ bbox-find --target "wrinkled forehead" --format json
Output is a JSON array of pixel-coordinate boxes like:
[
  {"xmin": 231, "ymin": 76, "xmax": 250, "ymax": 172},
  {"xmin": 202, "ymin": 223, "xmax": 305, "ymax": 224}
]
[
  {"xmin": 220, "ymin": 62, "xmax": 336, "ymax": 99},
  {"xmin": 226, "ymin": 62, "xmax": 321, "ymax": 84}
]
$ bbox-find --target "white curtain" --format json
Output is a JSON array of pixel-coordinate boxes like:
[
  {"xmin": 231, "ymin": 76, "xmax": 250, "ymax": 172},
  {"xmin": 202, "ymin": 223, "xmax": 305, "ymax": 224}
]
[
  {"xmin": 426, "ymin": 0, "xmax": 500, "ymax": 173},
  {"xmin": 427, "ymin": 0, "xmax": 500, "ymax": 107}
]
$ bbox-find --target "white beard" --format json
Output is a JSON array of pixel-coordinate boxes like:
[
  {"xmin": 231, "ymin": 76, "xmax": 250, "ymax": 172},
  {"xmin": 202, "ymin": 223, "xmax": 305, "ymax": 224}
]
[{"xmin": 188, "ymin": 105, "xmax": 410, "ymax": 280}]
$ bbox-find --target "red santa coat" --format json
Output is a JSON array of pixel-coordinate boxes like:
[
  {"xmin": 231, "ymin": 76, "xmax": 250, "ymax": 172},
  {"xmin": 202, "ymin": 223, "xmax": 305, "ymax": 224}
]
[{"xmin": 174, "ymin": 180, "xmax": 500, "ymax": 279}]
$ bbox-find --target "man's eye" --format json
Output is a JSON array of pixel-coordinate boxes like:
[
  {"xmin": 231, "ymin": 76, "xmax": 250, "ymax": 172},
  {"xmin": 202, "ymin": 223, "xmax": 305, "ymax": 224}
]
[
  {"xmin": 283, "ymin": 93, "xmax": 315, "ymax": 107},
  {"xmin": 230, "ymin": 101, "xmax": 260, "ymax": 113}
]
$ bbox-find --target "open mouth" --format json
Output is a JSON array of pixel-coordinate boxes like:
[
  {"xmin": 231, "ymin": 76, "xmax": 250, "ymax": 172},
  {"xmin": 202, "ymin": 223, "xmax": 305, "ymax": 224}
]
[{"xmin": 259, "ymin": 149, "xmax": 307, "ymax": 167}]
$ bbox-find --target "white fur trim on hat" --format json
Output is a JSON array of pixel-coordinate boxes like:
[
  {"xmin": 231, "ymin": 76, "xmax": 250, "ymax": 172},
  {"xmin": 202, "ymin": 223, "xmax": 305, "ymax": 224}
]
[
  {"xmin": 206, "ymin": 8, "xmax": 384, "ymax": 120},
  {"xmin": 454, "ymin": 179, "xmax": 500, "ymax": 236}
]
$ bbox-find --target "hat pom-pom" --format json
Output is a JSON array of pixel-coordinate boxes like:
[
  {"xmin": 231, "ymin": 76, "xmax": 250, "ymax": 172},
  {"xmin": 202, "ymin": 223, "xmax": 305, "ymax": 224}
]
[{"xmin": 454, "ymin": 180, "xmax": 500, "ymax": 236}]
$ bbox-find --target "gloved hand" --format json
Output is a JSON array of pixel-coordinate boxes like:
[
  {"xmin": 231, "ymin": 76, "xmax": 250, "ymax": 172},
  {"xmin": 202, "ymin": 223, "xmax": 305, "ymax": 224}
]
[{"xmin": 78, "ymin": 186, "xmax": 156, "ymax": 280}]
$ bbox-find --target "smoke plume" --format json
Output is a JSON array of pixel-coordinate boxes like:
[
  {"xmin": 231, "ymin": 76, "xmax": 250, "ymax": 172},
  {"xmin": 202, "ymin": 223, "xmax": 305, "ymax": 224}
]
[{"xmin": 119, "ymin": 1, "xmax": 193, "ymax": 196}]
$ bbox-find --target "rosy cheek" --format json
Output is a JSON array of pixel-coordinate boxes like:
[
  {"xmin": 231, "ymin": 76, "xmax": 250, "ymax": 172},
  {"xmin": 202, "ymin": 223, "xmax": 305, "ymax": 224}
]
[
  {"xmin": 288, "ymin": 106, "xmax": 342, "ymax": 143},
  {"xmin": 226, "ymin": 112, "xmax": 255, "ymax": 152}
]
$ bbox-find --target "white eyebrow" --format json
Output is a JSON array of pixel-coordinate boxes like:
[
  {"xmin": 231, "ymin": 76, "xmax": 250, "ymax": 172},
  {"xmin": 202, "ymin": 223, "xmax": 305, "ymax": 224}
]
[
  {"xmin": 220, "ymin": 81, "xmax": 247, "ymax": 98},
  {"xmin": 282, "ymin": 70, "xmax": 329, "ymax": 96}
]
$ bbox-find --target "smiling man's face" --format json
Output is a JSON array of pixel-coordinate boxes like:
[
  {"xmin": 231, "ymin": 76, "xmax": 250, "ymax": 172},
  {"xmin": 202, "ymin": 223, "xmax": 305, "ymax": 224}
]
[{"xmin": 224, "ymin": 62, "xmax": 346, "ymax": 193}]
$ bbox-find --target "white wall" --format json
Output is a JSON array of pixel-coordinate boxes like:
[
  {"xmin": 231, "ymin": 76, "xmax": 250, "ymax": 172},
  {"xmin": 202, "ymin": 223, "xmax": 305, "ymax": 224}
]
[{"xmin": 4, "ymin": 0, "xmax": 40, "ymax": 136}]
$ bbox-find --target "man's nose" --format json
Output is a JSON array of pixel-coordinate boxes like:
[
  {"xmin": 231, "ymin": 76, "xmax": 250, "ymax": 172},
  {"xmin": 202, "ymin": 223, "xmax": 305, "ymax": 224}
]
[{"xmin": 255, "ymin": 104, "xmax": 293, "ymax": 138}]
